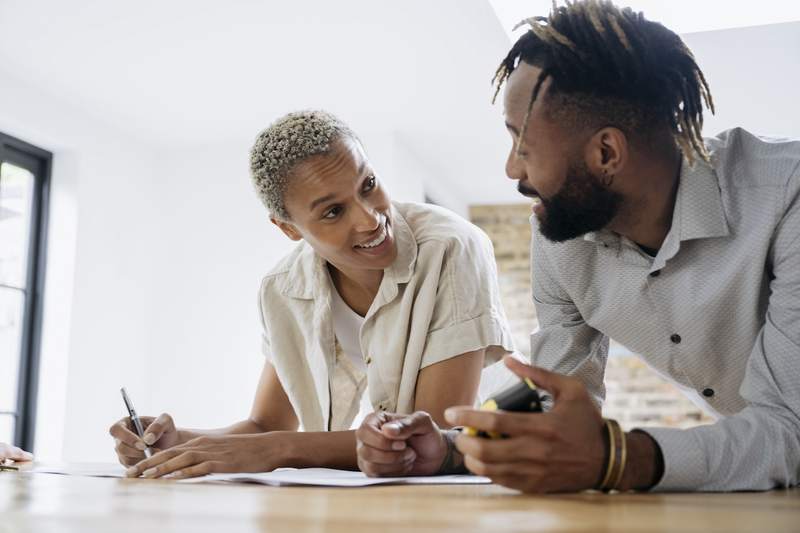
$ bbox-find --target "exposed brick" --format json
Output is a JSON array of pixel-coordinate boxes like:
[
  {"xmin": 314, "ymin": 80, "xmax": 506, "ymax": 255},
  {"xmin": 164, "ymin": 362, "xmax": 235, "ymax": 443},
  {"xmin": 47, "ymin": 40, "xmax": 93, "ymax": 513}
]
[{"xmin": 471, "ymin": 204, "xmax": 714, "ymax": 431}]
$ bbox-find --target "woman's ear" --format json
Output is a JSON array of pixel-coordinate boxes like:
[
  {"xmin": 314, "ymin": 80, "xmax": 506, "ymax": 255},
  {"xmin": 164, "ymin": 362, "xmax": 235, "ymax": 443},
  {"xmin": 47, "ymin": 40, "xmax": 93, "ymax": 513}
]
[
  {"xmin": 585, "ymin": 127, "xmax": 628, "ymax": 185},
  {"xmin": 271, "ymin": 218, "xmax": 303, "ymax": 241}
]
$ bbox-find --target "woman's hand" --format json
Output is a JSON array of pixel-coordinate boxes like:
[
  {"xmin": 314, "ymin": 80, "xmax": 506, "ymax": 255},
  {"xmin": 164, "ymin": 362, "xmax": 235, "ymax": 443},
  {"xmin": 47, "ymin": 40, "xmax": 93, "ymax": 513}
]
[
  {"xmin": 108, "ymin": 413, "xmax": 182, "ymax": 466},
  {"xmin": 356, "ymin": 411, "xmax": 448, "ymax": 477},
  {"xmin": 124, "ymin": 433, "xmax": 283, "ymax": 479},
  {"xmin": 0, "ymin": 442, "xmax": 33, "ymax": 462}
]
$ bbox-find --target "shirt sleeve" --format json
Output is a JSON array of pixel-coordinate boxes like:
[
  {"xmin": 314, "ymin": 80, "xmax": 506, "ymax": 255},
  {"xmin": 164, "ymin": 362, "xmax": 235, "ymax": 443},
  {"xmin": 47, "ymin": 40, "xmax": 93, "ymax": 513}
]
[
  {"xmin": 258, "ymin": 278, "xmax": 273, "ymax": 363},
  {"xmin": 641, "ymin": 171, "xmax": 800, "ymax": 492},
  {"xmin": 529, "ymin": 230, "xmax": 609, "ymax": 407},
  {"xmin": 420, "ymin": 227, "xmax": 515, "ymax": 368}
]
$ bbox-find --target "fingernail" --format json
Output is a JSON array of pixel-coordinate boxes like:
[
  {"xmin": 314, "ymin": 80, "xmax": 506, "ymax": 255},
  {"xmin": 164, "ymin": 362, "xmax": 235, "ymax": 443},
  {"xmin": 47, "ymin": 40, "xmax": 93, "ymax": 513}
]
[
  {"xmin": 391, "ymin": 441, "xmax": 406, "ymax": 450},
  {"xmin": 384, "ymin": 422, "xmax": 401, "ymax": 432},
  {"xmin": 134, "ymin": 441, "xmax": 146, "ymax": 451},
  {"xmin": 143, "ymin": 468, "xmax": 157, "ymax": 478},
  {"xmin": 444, "ymin": 409, "xmax": 456, "ymax": 423},
  {"xmin": 114, "ymin": 439, "xmax": 121, "ymax": 446},
  {"xmin": 404, "ymin": 450, "xmax": 416, "ymax": 462},
  {"xmin": 125, "ymin": 467, "xmax": 138, "ymax": 477},
  {"xmin": 143, "ymin": 433, "xmax": 156, "ymax": 445}
]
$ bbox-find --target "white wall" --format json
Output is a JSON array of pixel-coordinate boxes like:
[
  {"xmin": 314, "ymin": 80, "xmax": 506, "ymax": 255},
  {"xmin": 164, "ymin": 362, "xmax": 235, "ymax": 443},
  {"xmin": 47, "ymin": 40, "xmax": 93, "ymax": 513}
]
[
  {"xmin": 0, "ymin": 70, "xmax": 162, "ymax": 461},
  {"xmin": 683, "ymin": 22, "xmax": 800, "ymax": 140}
]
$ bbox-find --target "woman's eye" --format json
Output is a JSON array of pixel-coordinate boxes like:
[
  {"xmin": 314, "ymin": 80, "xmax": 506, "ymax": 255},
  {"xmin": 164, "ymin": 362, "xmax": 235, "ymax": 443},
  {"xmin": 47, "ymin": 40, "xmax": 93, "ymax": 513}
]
[
  {"xmin": 323, "ymin": 206, "xmax": 342, "ymax": 219},
  {"xmin": 363, "ymin": 175, "xmax": 376, "ymax": 192}
]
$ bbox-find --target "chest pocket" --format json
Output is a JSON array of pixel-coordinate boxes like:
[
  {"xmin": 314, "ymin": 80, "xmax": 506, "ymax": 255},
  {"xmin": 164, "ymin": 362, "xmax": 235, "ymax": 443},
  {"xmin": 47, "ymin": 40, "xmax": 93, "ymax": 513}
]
[{"xmin": 328, "ymin": 339, "xmax": 368, "ymax": 431}]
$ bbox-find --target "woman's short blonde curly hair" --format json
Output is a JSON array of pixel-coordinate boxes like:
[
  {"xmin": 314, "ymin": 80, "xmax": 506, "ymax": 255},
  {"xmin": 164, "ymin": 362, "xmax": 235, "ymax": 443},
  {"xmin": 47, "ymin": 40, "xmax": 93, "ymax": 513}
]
[{"xmin": 249, "ymin": 110, "xmax": 355, "ymax": 220}]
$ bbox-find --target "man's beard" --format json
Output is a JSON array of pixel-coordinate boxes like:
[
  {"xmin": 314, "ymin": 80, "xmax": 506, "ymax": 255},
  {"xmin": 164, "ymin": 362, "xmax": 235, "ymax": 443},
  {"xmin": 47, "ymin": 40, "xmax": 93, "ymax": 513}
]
[{"xmin": 533, "ymin": 162, "xmax": 623, "ymax": 243}]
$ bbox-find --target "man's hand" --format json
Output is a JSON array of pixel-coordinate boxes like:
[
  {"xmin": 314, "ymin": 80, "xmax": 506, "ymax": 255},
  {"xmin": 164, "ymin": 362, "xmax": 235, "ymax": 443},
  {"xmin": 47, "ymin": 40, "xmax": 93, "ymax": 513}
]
[
  {"xmin": 356, "ymin": 411, "xmax": 448, "ymax": 477},
  {"xmin": 109, "ymin": 413, "xmax": 182, "ymax": 466},
  {"xmin": 445, "ymin": 356, "xmax": 606, "ymax": 493}
]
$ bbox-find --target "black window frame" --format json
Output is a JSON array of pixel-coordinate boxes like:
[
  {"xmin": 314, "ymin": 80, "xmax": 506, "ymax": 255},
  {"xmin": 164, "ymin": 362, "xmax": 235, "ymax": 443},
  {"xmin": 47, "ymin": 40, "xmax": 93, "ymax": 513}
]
[{"xmin": 0, "ymin": 131, "xmax": 51, "ymax": 452}]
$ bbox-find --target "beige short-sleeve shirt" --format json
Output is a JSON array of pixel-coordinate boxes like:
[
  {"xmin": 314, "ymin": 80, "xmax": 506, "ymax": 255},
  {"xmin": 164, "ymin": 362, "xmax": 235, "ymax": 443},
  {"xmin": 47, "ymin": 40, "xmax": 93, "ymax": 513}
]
[{"xmin": 258, "ymin": 201, "xmax": 515, "ymax": 431}]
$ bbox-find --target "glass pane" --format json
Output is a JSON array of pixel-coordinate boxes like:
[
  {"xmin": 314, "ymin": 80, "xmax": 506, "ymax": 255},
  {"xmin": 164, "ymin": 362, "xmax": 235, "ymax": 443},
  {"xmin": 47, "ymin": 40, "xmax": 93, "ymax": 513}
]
[
  {"xmin": 0, "ymin": 287, "xmax": 23, "ymax": 412},
  {"xmin": 0, "ymin": 162, "xmax": 35, "ymax": 288},
  {"xmin": 0, "ymin": 413, "xmax": 14, "ymax": 444}
]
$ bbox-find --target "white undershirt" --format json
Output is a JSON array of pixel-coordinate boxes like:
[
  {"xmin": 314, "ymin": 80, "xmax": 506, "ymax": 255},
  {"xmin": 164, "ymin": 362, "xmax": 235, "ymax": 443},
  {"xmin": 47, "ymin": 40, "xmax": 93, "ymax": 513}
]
[
  {"xmin": 329, "ymin": 278, "xmax": 373, "ymax": 427},
  {"xmin": 330, "ymin": 283, "xmax": 367, "ymax": 372}
]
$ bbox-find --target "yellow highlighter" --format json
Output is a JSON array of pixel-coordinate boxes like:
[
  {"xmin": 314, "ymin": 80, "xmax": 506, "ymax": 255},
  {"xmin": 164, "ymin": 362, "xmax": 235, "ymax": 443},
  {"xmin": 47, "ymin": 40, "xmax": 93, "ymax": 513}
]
[{"xmin": 464, "ymin": 378, "xmax": 543, "ymax": 439}]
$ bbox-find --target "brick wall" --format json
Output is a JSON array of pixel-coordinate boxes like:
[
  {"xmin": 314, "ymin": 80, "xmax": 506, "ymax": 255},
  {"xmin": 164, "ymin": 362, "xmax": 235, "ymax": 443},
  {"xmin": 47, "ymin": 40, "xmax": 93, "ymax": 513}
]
[{"xmin": 470, "ymin": 204, "xmax": 714, "ymax": 430}]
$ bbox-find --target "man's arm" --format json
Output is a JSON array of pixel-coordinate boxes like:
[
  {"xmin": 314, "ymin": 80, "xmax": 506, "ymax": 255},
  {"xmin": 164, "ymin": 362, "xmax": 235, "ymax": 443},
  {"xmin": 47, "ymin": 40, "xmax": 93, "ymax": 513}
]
[{"xmin": 639, "ymin": 179, "xmax": 800, "ymax": 491}]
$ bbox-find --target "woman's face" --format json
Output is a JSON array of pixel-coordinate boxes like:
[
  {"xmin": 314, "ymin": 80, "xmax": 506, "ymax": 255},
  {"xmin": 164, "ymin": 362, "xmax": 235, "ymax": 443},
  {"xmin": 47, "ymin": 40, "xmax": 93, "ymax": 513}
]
[{"xmin": 276, "ymin": 136, "xmax": 398, "ymax": 274}]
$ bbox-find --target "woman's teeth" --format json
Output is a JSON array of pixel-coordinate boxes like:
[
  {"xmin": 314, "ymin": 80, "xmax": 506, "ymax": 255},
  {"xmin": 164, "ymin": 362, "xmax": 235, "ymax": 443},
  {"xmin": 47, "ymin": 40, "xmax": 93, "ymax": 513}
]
[{"xmin": 356, "ymin": 224, "xmax": 387, "ymax": 249}]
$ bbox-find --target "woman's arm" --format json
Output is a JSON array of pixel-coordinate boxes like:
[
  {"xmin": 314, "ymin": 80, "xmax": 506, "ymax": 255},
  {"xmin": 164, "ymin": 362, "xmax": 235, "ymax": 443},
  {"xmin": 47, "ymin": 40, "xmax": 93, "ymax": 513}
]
[
  {"xmin": 110, "ymin": 361, "xmax": 298, "ymax": 466},
  {"xmin": 413, "ymin": 349, "xmax": 485, "ymax": 427}
]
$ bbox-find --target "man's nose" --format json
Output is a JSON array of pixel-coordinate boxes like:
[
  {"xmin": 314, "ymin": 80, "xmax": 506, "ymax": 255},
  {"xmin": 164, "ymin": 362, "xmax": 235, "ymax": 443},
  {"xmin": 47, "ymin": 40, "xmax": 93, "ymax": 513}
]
[{"xmin": 505, "ymin": 150, "xmax": 525, "ymax": 181}]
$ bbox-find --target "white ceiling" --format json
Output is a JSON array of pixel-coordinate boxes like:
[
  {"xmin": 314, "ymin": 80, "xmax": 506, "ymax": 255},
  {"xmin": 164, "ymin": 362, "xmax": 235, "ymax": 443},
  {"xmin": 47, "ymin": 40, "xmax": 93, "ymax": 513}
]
[
  {"xmin": 0, "ymin": 0, "xmax": 527, "ymax": 205},
  {"xmin": 490, "ymin": 0, "xmax": 800, "ymax": 37}
]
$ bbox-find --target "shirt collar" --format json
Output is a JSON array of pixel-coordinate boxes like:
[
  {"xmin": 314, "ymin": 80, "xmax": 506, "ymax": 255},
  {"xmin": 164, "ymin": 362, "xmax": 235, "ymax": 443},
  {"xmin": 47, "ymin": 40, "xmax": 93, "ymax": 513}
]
[
  {"xmin": 280, "ymin": 202, "xmax": 417, "ymax": 300},
  {"xmin": 583, "ymin": 157, "xmax": 729, "ymax": 254}
]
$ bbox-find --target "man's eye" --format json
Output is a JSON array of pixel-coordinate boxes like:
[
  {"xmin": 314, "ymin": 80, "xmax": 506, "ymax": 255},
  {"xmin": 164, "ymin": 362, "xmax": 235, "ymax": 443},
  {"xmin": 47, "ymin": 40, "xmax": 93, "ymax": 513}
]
[
  {"xmin": 323, "ymin": 206, "xmax": 343, "ymax": 219},
  {"xmin": 363, "ymin": 175, "xmax": 376, "ymax": 191}
]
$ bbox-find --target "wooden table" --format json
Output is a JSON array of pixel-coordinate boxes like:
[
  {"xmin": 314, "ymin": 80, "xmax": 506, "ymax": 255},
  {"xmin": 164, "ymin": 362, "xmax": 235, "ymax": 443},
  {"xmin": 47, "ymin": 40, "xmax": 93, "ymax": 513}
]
[{"xmin": 2, "ymin": 467, "xmax": 799, "ymax": 532}]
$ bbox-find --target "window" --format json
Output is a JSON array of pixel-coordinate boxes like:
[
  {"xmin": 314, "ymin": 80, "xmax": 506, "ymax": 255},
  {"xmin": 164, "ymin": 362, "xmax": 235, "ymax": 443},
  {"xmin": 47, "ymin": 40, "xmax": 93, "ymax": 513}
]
[{"xmin": 0, "ymin": 132, "xmax": 51, "ymax": 451}]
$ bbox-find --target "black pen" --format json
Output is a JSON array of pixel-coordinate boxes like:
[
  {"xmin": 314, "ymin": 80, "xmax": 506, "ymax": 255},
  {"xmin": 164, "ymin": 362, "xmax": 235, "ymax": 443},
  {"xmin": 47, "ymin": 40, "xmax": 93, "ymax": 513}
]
[{"xmin": 120, "ymin": 387, "xmax": 153, "ymax": 458}]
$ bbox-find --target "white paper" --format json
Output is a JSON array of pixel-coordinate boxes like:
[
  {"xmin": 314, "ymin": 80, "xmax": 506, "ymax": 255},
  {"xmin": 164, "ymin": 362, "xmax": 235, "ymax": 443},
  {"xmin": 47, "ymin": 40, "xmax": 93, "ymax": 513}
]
[
  {"xmin": 31, "ymin": 462, "xmax": 127, "ymax": 478},
  {"xmin": 181, "ymin": 468, "xmax": 491, "ymax": 487}
]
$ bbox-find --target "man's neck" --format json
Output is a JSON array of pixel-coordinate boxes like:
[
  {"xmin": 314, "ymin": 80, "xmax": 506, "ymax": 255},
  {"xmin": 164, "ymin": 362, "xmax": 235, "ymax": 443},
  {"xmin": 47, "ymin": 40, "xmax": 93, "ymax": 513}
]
[{"xmin": 607, "ymin": 149, "xmax": 682, "ymax": 252}]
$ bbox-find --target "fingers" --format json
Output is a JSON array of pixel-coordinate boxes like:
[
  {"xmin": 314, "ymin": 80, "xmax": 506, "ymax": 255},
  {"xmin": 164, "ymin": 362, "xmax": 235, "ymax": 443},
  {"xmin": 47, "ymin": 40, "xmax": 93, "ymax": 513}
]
[
  {"xmin": 142, "ymin": 413, "xmax": 174, "ymax": 446},
  {"xmin": 109, "ymin": 419, "xmax": 146, "ymax": 449},
  {"xmin": 125, "ymin": 448, "xmax": 180, "ymax": 478},
  {"xmin": 0, "ymin": 443, "xmax": 33, "ymax": 462},
  {"xmin": 114, "ymin": 438, "xmax": 145, "ymax": 466},
  {"xmin": 444, "ymin": 407, "xmax": 552, "ymax": 438},
  {"xmin": 454, "ymin": 434, "xmax": 545, "ymax": 465},
  {"xmin": 503, "ymin": 357, "xmax": 581, "ymax": 401},
  {"xmin": 166, "ymin": 462, "xmax": 220, "ymax": 480},
  {"xmin": 356, "ymin": 412, "xmax": 421, "ymax": 477},
  {"xmin": 357, "ymin": 442, "xmax": 417, "ymax": 466},
  {"xmin": 356, "ymin": 413, "xmax": 408, "ymax": 451},
  {"xmin": 139, "ymin": 451, "xmax": 204, "ymax": 479},
  {"xmin": 379, "ymin": 411, "xmax": 438, "ymax": 440}
]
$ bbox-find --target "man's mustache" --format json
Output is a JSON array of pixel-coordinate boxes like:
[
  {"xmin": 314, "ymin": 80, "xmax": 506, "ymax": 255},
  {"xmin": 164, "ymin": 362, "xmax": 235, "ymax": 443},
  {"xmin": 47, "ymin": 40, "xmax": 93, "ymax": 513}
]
[{"xmin": 517, "ymin": 181, "xmax": 540, "ymax": 198}]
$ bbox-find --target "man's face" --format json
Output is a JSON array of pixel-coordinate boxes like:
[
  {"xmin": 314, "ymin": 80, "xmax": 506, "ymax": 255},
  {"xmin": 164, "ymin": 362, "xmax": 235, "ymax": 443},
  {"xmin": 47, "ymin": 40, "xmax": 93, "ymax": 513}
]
[
  {"xmin": 503, "ymin": 62, "xmax": 622, "ymax": 242},
  {"xmin": 278, "ymin": 136, "xmax": 398, "ymax": 273}
]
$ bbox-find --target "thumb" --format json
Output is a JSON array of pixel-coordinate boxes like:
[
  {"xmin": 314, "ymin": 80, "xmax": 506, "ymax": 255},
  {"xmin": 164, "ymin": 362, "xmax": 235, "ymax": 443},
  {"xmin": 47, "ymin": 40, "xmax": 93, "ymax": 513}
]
[
  {"xmin": 380, "ymin": 411, "xmax": 438, "ymax": 439},
  {"xmin": 142, "ymin": 413, "xmax": 174, "ymax": 445},
  {"xmin": 503, "ymin": 355, "xmax": 571, "ymax": 400}
]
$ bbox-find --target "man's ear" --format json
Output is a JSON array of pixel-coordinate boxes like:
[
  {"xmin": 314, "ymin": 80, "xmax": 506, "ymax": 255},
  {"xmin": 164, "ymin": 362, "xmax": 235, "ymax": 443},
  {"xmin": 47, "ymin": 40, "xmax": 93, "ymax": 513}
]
[
  {"xmin": 584, "ymin": 127, "xmax": 628, "ymax": 185},
  {"xmin": 271, "ymin": 217, "xmax": 303, "ymax": 241}
]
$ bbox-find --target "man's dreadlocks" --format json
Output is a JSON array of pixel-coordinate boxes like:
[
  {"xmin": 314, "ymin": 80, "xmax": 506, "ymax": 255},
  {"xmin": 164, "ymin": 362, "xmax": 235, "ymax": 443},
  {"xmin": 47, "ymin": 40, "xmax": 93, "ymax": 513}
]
[{"xmin": 493, "ymin": 0, "xmax": 714, "ymax": 163}]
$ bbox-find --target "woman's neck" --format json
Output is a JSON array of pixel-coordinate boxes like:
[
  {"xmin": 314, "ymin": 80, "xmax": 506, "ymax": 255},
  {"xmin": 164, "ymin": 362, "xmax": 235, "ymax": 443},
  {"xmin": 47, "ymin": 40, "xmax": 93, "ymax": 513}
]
[{"xmin": 327, "ymin": 263, "xmax": 383, "ymax": 317}]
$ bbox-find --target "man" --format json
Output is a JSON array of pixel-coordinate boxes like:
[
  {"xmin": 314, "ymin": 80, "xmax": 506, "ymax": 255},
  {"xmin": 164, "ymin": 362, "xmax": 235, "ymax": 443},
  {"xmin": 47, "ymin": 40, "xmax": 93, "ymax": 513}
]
[{"xmin": 355, "ymin": 0, "xmax": 799, "ymax": 492}]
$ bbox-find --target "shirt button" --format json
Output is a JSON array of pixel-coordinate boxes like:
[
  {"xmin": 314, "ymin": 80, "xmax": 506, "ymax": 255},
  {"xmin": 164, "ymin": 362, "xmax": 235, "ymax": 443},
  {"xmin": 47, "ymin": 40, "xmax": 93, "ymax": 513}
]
[
  {"xmin": 670, "ymin": 334, "xmax": 682, "ymax": 344},
  {"xmin": 365, "ymin": 356, "xmax": 372, "ymax": 365},
  {"xmin": 702, "ymin": 388, "xmax": 715, "ymax": 398},
  {"xmin": 650, "ymin": 270, "xmax": 661, "ymax": 277}
]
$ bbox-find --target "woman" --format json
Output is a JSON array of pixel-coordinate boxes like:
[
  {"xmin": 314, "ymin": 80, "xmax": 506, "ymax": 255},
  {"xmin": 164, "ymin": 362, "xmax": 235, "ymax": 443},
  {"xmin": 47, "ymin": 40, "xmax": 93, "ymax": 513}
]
[{"xmin": 112, "ymin": 110, "xmax": 513, "ymax": 479}]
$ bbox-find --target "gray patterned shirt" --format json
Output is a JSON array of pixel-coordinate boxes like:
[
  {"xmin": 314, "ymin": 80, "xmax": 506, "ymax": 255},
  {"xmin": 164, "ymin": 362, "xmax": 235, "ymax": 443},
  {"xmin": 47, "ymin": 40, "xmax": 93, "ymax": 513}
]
[{"xmin": 529, "ymin": 128, "xmax": 800, "ymax": 491}]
